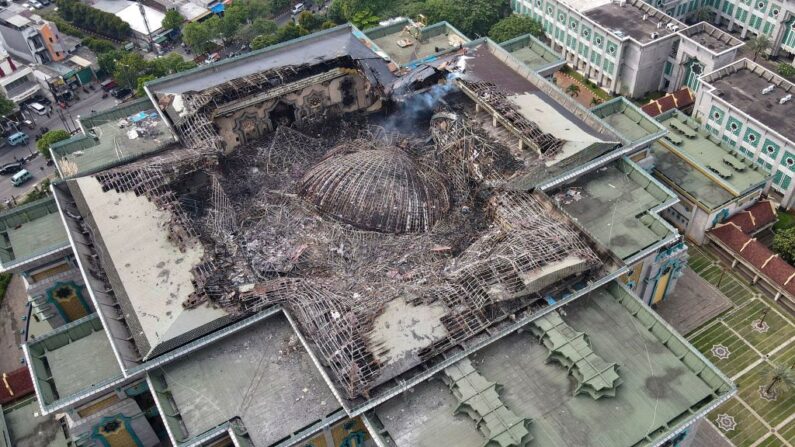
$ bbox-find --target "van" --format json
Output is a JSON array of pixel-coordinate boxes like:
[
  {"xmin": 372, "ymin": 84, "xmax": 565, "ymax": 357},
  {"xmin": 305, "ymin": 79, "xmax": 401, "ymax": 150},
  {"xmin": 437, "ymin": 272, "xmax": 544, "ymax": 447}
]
[
  {"xmin": 11, "ymin": 169, "xmax": 31, "ymax": 186},
  {"xmin": 28, "ymin": 102, "xmax": 48, "ymax": 116},
  {"xmin": 7, "ymin": 132, "xmax": 28, "ymax": 146}
]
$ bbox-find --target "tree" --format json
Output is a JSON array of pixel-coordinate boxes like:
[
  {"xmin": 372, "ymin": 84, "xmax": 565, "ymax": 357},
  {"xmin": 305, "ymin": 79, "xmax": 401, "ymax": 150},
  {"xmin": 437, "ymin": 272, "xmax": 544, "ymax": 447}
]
[
  {"xmin": 590, "ymin": 97, "xmax": 603, "ymax": 106},
  {"xmin": 321, "ymin": 20, "xmax": 337, "ymax": 30},
  {"xmin": 566, "ymin": 84, "xmax": 580, "ymax": 97},
  {"xmin": 136, "ymin": 74, "xmax": 156, "ymax": 97},
  {"xmin": 773, "ymin": 226, "xmax": 795, "ymax": 263},
  {"xmin": 251, "ymin": 33, "xmax": 278, "ymax": 50},
  {"xmin": 182, "ymin": 20, "xmax": 214, "ymax": 53},
  {"xmin": 488, "ymin": 14, "xmax": 543, "ymax": 43},
  {"xmin": 420, "ymin": 0, "xmax": 505, "ymax": 37},
  {"xmin": 748, "ymin": 34, "xmax": 771, "ymax": 62},
  {"xmin": 36, "ymin": 130, "xmax": 71, "ymax": 159},
  {"xmin": 0, "ymin": 93, "xmax": 15, "ymax": 118},
  {"xmin": 297, "ymin": 11, "xmax": 322, "ymax": 31},
  {"xmin": 764, "ymin": 363, "xmax": 795, "ymax": 396},
  {"xmin": 162, "ymin": 9, "xmax": 185, "ymax": 32},
  {"xmin": 351, "ymin": 8, "xmax": 380, "ymax": 30},
  {"xmin": 691, "ymin": 7, "xmax": 712, "ymax": 24},
  {"xmin": 778, "ymin": 62, "xmax": 795, "ymax": 79},
  {"xmin": 113, "ymin": 52, "xmax": 148, "ymax": 89}
]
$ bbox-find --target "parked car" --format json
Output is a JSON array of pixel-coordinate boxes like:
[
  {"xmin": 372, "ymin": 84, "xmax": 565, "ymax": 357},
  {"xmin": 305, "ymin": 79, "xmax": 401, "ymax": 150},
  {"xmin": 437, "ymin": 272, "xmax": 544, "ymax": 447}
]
[
  {"xmin": 27, "ymin": 102, "xmax": 48, "ymax": 116},
  {"xmin": 111, "ymin": 87, "xmax": 132, "ymax": 99},
  {"xmin": 0, "ymin": 162, "xmax": 24, "ymax": 176},
  {"xmin": 7, "ymin": 131, "xmax": 28, "ymax": 146},
  {"xmin": 291, "ymin": 3, "xmax": 305, "ymax": 14},
  {"xmin": 11, "ymin": 169, "xmax": 32, "ymax": 186},
  {"xmin": 32, "ymin": 95, "xmax": 51, "ymax": 106},
  {"xmin": 100, "ymin": 79, "xmax": 117, "ymax": 92},
  {"xmin": 29, "ymin": 0, "xmax": 43, "ymax": 8}
]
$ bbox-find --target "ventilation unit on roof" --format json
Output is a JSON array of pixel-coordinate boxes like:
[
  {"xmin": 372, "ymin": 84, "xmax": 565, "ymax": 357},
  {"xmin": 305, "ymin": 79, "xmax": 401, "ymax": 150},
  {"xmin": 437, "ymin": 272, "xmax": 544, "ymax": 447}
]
[
  {"xmin": 780, "ymin": 94, "xmax": 792, "ymax": 104},
  {"xmin": 657, "ymin": 22, "xmax": 663, "ymax": 29},
  {"xmin": 642, "ymin": 14, "xmax": 648, "ymax": 20},
  {"xmin": 666, "ymin": 23, "xmax": 679, "ymax": 31},
  {"xmin": 762, "ymin": 84, "xmax": 775, "ymax": 94},
  {"xmin": 650, "ymin": 32, "xmax": 659, "ymax": 39}
]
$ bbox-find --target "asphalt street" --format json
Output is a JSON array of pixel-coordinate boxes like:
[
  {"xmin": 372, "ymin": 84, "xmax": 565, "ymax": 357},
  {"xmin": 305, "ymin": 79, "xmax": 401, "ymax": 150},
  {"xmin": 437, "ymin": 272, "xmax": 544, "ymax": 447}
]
[{"xmin": 0, "ymin": 86, "xmax": 120, "ymax": 204}]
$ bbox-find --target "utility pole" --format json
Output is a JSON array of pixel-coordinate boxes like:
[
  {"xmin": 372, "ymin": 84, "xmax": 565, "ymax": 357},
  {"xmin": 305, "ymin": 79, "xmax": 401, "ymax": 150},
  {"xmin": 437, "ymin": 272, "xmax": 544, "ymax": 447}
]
[{"xmin": 137, "ymin": 0, "xmax": 155, "ymax": 52}]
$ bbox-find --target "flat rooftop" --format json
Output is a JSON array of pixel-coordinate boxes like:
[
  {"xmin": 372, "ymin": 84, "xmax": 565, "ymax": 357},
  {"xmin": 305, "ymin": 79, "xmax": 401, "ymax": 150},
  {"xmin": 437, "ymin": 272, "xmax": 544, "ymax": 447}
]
[
  {"xmin": 554, "ymin": 159, "xmax": 675, "ymax": 260},
  {"xmin": 654, "ymin": 111, "xmax": 769, "ymax": 205},
  {"xmin": 501, "ymin": 33, "xmax": 563, "ymax": 74},
  {"xmin": 0, "ymin": 198, "xmax": 69, "ymax": 271},
  {"xmin": 67, "ymin": 174, "xmax": 229, "ymax": 359},
  {"xmin": 26, "ymin": 315, "xmax": 122, "ymax": 406},
  {"xmin": 367, "ymin": 20, "xmax": 470, "ymax": 66},
  {"xmin": 584, "ymin": 0, "xmax": 681, "ymax": 43},
  {"xmin": 148, "ymin": 25, "xmax": 394, "ymax": 97},
  {"xmin": 53, "ymin": 98, "xmax": 174, "ymax": 177},
  {"xmin": 1, "ymin": 397, "xmax": 67, "ymax": 447},
  {"xmin": 590, "ymin": 97, "xmax": 666, "ymax": 144},
  {"xmin": 680, "ymin": 22, "xmax": 743, "ymax": 54},
  {"xmin": 373, "ymin": 281, "xmax": 733, "ymax": 447},
  {"xmin": 704, "ymin": 60, "xmax": 795, "ymax": 144},
  {"xmin": 149, "ymin": 313, "xmax": 339, "ymax": 445}
]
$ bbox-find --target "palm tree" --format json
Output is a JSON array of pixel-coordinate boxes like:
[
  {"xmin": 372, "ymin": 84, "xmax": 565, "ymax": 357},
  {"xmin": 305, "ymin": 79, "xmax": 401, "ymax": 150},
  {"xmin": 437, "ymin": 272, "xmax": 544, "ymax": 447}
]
[
  {"xmin": 748, "ymin": 34, "xmax": 771, "ymax": 62},
  {"xmin": 590, "ymin": 97, "xmax": 603, "ymax": 106},
  {"xmin": 566, "ymin": 84, "xmax": 580, "ymax": 97},
  {"xmin": 764, "ymin": 363, "xmax": 795, "ymax": 395},
  {"xmin": 692, "ymin": 7, "xmax": 713, "ymax": 24}
]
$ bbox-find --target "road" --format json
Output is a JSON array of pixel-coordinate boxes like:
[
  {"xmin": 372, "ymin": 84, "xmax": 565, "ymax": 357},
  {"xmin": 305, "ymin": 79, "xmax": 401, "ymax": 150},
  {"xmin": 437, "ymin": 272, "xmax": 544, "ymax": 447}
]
[{"xmin": 0, "ymin": 86, "xmax": 120, "ymax": 205}]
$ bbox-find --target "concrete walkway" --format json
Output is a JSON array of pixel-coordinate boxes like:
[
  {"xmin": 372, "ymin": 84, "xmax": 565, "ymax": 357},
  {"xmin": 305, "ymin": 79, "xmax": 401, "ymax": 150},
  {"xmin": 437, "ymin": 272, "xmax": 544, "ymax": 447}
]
[
  {"xmin": 0, "ymin": 275, "xmax": 28, "ymax": 373},
  {"xmin": 655, "ymin": 268, "xmax": 734, "ymax": 336}
]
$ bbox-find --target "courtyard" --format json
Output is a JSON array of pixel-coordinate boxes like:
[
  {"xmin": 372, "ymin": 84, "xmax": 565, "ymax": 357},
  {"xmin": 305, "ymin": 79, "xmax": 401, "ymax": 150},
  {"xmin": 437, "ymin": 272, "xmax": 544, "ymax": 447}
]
[{"xmin": 686, "ymin": 244, "xmax": 795, "ymax": 447}]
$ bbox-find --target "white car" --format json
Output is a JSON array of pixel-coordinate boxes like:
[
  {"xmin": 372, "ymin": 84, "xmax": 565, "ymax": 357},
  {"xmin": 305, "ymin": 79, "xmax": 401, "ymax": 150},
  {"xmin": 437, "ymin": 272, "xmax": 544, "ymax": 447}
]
[
  {"xmin": 291, "ymin": 3, "xmax": 305, "ymax": 14},
  {"xmin": 29, "ymin": 0, "xmax": 43, "ymax": 8}
]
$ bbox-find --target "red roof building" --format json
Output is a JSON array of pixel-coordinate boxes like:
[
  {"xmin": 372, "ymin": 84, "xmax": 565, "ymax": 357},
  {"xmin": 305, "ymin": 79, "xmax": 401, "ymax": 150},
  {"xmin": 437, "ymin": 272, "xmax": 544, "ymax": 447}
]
[
  {"xmin": 0, "ymin": 367, "xmax": 35, "ymax": 405},
  {"xmin": 641, "ymin": 88, "xmax": 695, "ymax": 118},
  {"xmin": 724, "ymin": 200, "xmax": 777, "ymax": 234}
]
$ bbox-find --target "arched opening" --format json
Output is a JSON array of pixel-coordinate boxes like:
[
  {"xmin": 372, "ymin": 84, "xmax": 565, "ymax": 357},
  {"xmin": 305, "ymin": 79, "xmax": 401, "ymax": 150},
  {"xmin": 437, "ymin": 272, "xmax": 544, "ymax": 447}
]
[{"xmin": 269, "ymin": 101, "xmax": 296, "ymax": 128}]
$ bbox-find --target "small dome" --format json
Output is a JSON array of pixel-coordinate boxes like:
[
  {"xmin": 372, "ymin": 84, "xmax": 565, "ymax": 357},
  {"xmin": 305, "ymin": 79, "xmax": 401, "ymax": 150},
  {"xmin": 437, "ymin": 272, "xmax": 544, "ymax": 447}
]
[{"xmin": 299, "ymin": 147, "xmax": 449, "ymax": 233}]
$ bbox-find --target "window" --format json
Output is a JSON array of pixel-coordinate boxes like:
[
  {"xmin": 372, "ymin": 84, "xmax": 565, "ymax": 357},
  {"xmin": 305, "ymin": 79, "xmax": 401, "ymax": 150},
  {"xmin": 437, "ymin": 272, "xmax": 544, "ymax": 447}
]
[
  {"xmin": 607, "ymin": 44, "xmax": 616, "ymax": 55},
  {"xmin": 536, "ymin": 0, "xmax": 542, "ymax": 6},
  {"xmin": 730, "ymin": 122, "xmax": 739, "ymax": 131},
  {"xmin": 749, "ymin": 133, "xmax": 757, "ymax": 142},
  {"xmin": 772, "ymin": 8, "xmax": 779, "ymax": 15},
  {"xmin": 787, "ymin": 158, "xmax": 794, "ymax": 167},
  {"xmin": 48, "ymin": 37, "xmax": 53, "ymax": 43},
  {"xmin": 766, "ymin": 144, "xmax": 775, "ymax": 153},
  {"xmin": 714, "ymin": 111, "xmax": 721, "ymax": 120},
  {"xmin": 595, "ymin": 36, "xmax": 602, "ymax": 45},
  {"xmin": 582, "ymin": 29, "xmax": 590, "ymax": 37},
  {"xmin": 547, "ymin": 5, "xmax": 553, "ymax": 13},
  {"xmin": 757, "ymin": 1, "xmax": 765, "ymax": 7}
]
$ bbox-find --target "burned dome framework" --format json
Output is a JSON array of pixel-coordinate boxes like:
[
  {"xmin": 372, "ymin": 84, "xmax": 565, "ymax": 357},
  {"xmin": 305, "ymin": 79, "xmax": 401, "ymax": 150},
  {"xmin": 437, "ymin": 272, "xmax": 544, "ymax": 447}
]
[{"xmin": 64, "ymin": 106, "xmax": 611, "ymax": 402}]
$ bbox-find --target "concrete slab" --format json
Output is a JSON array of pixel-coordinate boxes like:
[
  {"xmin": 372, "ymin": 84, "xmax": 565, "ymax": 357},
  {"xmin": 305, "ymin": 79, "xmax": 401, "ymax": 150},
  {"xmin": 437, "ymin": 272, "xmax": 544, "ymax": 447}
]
[
  {"xmin": 655, "ymin": 268, "xmax": 733, "ymax": 336},
  {"xmin": 48, "ymin": 330, "xmax": 121, "ymax": 397}
]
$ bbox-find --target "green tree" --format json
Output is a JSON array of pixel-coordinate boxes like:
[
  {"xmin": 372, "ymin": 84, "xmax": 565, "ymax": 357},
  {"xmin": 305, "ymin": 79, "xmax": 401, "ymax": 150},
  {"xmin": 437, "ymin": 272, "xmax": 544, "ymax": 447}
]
[
  {"xmin": 182, "ymin": 20, "xmax": 214, "ymax": 53},
  {"xmin": 113, "ymin": 52, "xmax": 148, "ymax": 89},
  {"xmin": 251, "ymin": 33, "xmax": 278, "ymax": 50},
  {"xmin": 773, "ymin": 226, "xmax": 795, "ymax": 263},
  {"xmin": 351, "ymin": 8, "xmax": 380, "ymax": 29},
  {"xmin": 36, "ymin": 130, "xmax": 71, "ymax": 159},
  {"xmin": 163, "ymin": 9, "xmax": 185, "ymax": 32},
  {"xmin": 748, "ymin": 34, "xmax": 771, "ymax": 61},
  {"xmin": 488, "ymin": 14, "xmax": 543, "ymax": 42},
  {"xmin": 421, "ymin": 0, "xmax": 505, "ymax": 37},
  {"xmin": 136, "ymin": 74, "xmax": 156, "ymax": 97},
  {"xmin": 0, "ymin": 93, "xmax": 15, "ymax": 118},
  {"xmin": 778, "ymin": 62, "xmax": 795, "ymax": 79},
  {"xmin": 298, "ymin": 11, "xmax": 322, "ymax": 31},
  {"xmin": 566, "ymin": 84, "xmax": 580, "ymax": 97},
  {"xmin": 764, "ymin": 363, "xmax": 795, "ymax": 396},
  {"xmin": 321, "ymin": 20, "xmax": 337, "ymax": 30}
]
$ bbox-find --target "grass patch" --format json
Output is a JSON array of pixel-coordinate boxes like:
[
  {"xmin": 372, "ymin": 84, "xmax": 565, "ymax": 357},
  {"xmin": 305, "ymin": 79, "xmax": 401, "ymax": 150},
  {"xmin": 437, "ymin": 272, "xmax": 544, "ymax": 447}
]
[
  {"xmin": 774, "ymin": 209, "xmax": 795, "ymax": 232},
  {"xmin": 724, "ymin": 300, "xmax": 795, "ymax": 355},
  {"xmin": 708, "ymin": 398, "xmax": 769, "ymax": 446},
  {"xmin": 559, "ymin": 66, "xmax": 611, "ymax": 100},
  {"xmin": 736, "ymin": 357, "xmax": 795, "ymax": 428},
  {"xmin": 690, "ymin": 322, "xmax": 760, "ymax": 377},
  {"xmin": 0, "ymin": 272, "xmax": 11, "ymax": 306}
]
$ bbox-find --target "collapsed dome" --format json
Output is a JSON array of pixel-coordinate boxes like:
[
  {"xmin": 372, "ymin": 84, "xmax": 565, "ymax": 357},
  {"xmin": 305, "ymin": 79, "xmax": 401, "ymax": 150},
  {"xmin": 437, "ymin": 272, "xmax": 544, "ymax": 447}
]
[{"xmin": 298, "ymin": 146, "xmax": 450, "ymax": 233}]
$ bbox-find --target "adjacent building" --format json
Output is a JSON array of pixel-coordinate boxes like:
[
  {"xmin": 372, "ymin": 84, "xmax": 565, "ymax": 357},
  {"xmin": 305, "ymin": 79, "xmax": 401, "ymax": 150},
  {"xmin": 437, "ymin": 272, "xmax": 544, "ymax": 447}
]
[
  {"xmin": 0, "ymin": 6, "xmax": 67, "ymax": 64},
  {"xmin": 694, "ymin": 58, "xmax": 795, "ymax": 208},
  {"xmin": 0, "ymin": 48, "xmax": 41, "ymax": 105},
  {"xmin": 512, "ymin": 0, "xmax": 746, "ymax": 97}
]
